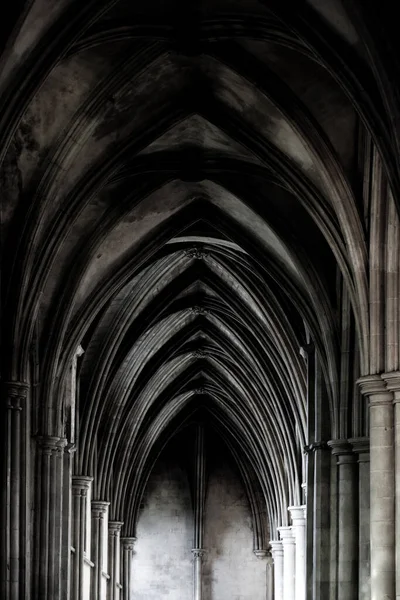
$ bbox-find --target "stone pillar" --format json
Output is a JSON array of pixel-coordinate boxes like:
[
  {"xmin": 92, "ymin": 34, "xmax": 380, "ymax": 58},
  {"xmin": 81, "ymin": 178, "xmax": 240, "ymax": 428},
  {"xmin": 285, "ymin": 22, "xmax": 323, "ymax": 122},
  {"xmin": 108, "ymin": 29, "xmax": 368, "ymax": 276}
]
[
  {"xmin": 382, "ymin": 372, "xmax": 400, "ymax": 600},
  {"xmin": 71, "ymin": 476, "xmax": 93, "ymax": 600},
  {"xmin": 349, "ymin": 437, "xmax": 370, "ymax": 600},
  {"xmin": 1, "ymin": 382, "xmax": 28, "ymax": 600},
  {"xmin": 91, "ymin": 501, "xmax": 110, "ymax": 600},
  {"xmin": 358, "ymin": 375, "xmax": 395, "ymax": 600},
  {"xmin": 278, "ymin": 527, "xmax": 296, "ymax": 600},
  {"xmin": 61, "ymin": 444, "xmax": 76, "ymax": 600},
  {"xmin": 35, "ymin": 435, "xmax": 67, "ymax": 600},
  {"xmin": 289, "ymin": 506, "xmax": 306, "ymax": 600},
  {"xmin": 328, "ymin": 440, "xmax": 358, "ymax": 600},
  {"xmin": 108, "ymin": 521, "xmax": 123, "ymax": 600},
  {"xmin": 265, "ymin": 553, "xmax": 274, "ymax": 600},
  {"xmin": 270, "ymin": 541, "xmax": 284, "ymax": 600},
  {"xmin": 191, "ymin": 549, "xmax": 205, "ymax": 600},
  {"xmin": 121, "ymin": 537, "xmax": 136, "ymax": 600}
]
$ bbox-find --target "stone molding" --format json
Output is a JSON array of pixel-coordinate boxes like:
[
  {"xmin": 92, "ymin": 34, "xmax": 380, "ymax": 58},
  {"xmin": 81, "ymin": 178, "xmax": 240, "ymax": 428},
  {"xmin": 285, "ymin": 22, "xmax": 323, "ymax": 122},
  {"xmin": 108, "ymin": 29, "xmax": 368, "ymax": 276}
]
[
  {"xmin": 269, "ymin": 540, "xmax": 284, "ymax": 557},
  {"xmin": 288, "ymin": 505, "xmax": 306, "ymax": 523},
  {"xmin": 3, "ymin": 381, "xmax": 28, "ymax": 409},
  {"xmin": 349, "ymin": 436, "xmax": 370, "ymax": 461},
  {"xmin": 91, "ymin": 501, "xmax": 110, "ymax": 518},
  {"xmin": 191, "ymin": 548, "xmax": 206, "ymax": 559},
  {"xmin": 108, "ymin": 521, "xmax": 124, "ymax": 536},
  {"xmin": 277, "ymin": 526, "xmax": 295, "ymax": 544},
  {"xmin": 185, "ymin": 247, "xmax": 209, "ymax": 260},
  {"xmin": 382, "ymin": 371, "xmax": 400, "ymax": 402},
  {"xmin": 121, "ymin": 537, "xmax": 137, "ymax": 552},
  {"xmin": 328, "ymin": 439, "xmax": 356, "ymax": 464},
  {"xmin": 303, "ymin": 441, "xmax": 329, "ymax": 454},
  {"xmin": 357, "ymin": 374, "xmax": 392, "ymax": 404},
  {"xmin": 253, "ymin": 549, "xmax": 269, "ymax": 559},
  {"xmin": 191, "ymin": 306, "xmax": 210, "ymax": 315},
  {"xmin": 72, "ymin": 475, "xmax": 93, "ymax": 495},
  {"xmin": 38, "ymin": 435, "xmax": 63, "ymax": 455}
]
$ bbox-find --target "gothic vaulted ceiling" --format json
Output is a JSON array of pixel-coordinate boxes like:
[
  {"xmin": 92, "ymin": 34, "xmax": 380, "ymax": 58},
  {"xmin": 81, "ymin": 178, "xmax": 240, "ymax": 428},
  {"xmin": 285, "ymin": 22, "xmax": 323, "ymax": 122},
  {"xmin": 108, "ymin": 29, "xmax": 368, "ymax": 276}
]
[{"xmin": 1, "ymin": 0, "xmax": 399, "ymax": 535}]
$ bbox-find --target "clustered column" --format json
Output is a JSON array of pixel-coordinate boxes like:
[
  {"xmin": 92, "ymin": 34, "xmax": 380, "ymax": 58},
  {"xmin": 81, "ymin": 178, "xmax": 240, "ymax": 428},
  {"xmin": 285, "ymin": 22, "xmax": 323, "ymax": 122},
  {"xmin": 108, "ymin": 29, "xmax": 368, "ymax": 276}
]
[
  {"xmin": 349, "ymin": 437, "xmax": 370, "ymax": 600},
  {"xmin": 358, "ymin": 374, "xmax": 395, "ymax": 600},
  {"xmin": 71, "ymin": 476, "xmax": 93, "ymax": 600},
  {"xmin": 121, "ymin": 537, "xmax": 136, "ymax": 600},
  {"xmin": 270, "ymin": 541, "xmax": 284, "ymax": 600},
  {"xmin": 382, "ymin": 372, "xmax": 400, "ymax": 600},
  {"xmin": 1, "ymin": 382, "xmax": 28, "ymax": 600},
  {"xmin": 328, "ymin": 440, "xmax": 358, "ymax": 600},
  {"xmin": 278, "ymin": 526, "xmax": 296, "ymax": 600},
  {"xmin": 191, "ymin": 424, "xmax": 206, "ymax": 600},
  {"xmin": 108, "ymin": 521, "xmax": 124, "ymax": 600},
  {"xmin": 288, "ymin": 506, "xmax": 306, "ymax": 600},
  {"xmin": 271, "ymin": 505, "xmax": 306, "ymax": 600},
  {"xmin": 91, "ymin": 501, "xmax": 110, "ymax": 600}
]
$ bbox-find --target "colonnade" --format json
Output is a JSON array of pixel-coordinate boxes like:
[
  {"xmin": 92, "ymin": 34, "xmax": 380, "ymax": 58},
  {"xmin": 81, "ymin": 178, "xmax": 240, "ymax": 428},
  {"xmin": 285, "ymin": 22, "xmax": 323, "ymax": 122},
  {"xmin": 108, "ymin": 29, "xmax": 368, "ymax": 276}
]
[
  {"xmin": 269, "ymin": 432, "xmax": 371, "ymax": 600},
  {"xmin": 70, "ymin": 476, "xmax": 131, "ymax": 600},
  {"xmin": 270, "ymin": 506, "xmax": 306, "ymax": 600}
]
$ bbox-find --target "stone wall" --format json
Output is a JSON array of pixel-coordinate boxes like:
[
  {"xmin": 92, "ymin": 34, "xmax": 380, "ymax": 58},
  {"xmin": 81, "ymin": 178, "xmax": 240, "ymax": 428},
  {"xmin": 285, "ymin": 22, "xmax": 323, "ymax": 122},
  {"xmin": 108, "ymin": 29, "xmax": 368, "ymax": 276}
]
[
  {"xmin": 133, "ymin": 440, "xmax": 268, "ymax": 599},
  {"xmin": 133, "ymin": 457, "xmax": 193, "ymax": 600},
  {"xmin": 203, "ymin": 455, "xmax": 267, "ymax": 600}
]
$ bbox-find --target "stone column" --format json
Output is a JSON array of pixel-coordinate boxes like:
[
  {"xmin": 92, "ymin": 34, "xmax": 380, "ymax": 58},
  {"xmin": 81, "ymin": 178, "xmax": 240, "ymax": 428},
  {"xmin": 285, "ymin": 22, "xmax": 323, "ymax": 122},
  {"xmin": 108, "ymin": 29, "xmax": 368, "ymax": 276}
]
[
  {"xmin": 191, "ymin": 549, "xmax": 205, "ymax": 600},
  {"xmin": 265, "ymin": 553, "xmax": 274, "ymax": 600},
  {"xmin": 91, "ymin": 501, "xmax": 110, "ymax": 600},
  {"xmin": 270, "ymin": 541, "xmax": 284, "ymax": 600},
  {"xmin": 108, "ymin": 521, "xmax": 124, "ymax": 600},
  {"xmin": 289, "ymin": 506, "xmax": 306, "ymax": 600},
  {"xmin": 71, "ymin": 476, "xmax": 93, "ymax": 600},
  {"xmin": 349, "ymin": 437, "xmax": 370, "ymax": 600},
  {"xmin": 1, "ymin": 382, "xmax": 28, "ymax": 600},
  {"xmin": 278, "ymin": 527, "xmax": 296, "ymax": 600},
  {"xmin": 328, "ymin": 440, "xmax": 358, "ymax": 600},
  {"xmin": 36, "ymin": 435, "xmax": 67, "ymax": 600},
  {"xmin": 121, "ymin": 537, "xmax": 136, "ymax": 600},
  {"xmin": 382, "ymin": 372, "xmax": 400, "ymax": 600},
  {"xmin": 61, "ymin": 444, "xmax": 76, "ymax": 600},
  {"xmin": 358, "ymin": 375, "xmax": 395, "ymax": 600}
]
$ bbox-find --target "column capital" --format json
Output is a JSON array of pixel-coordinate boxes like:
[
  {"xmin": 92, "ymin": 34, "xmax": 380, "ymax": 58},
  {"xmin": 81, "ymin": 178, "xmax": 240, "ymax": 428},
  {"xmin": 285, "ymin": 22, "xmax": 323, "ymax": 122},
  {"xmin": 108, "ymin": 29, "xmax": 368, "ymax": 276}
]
[
  {"xmin": 349, "ymin": 437, "xmax": 370, "ymax": 461},
  {"xmin": 328, "ymin": 439, "xmax": 356, "ymax": 463},
  {"xmin": 91, "ymin": 501, "xmax": 110, "ymax": 517},
  {"xmin": 253, "ymin": 549, "xmax": 269, "ymax": 560},
  {"xmin": 357, "ymin": 375, "xmax": 392, "ymax": 404},
  {"xmin": 382, "ymin": 371, "xmax": 400, "ymax": 401},
  {"xmin": 72, "ymin": 475, "xmax": 93, "ymax": 495},
  {"xmin": 3, "ymin": 381, "xmax": 29, "ymax": 409},
  {"xmin": 269, "ymin": 540, "xmax": 284, "ymax": 557},
  {"xmin": 37, "ymin": 435, "xmax": 62, "ymax": 454},
  {"xmin": 278, "ymin": 526, "xmax": 295, "ymax": 544},
  {"xmin": 121, "ymin": 537, "xmax": 137, "ymax": 551},
  {"xmin": 288, "ymin": 505, "xmax": 306, "ymax": 523},
  {"xmin": 108, "ymin": 521, "xmax": 124, "ymax": 536}
]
